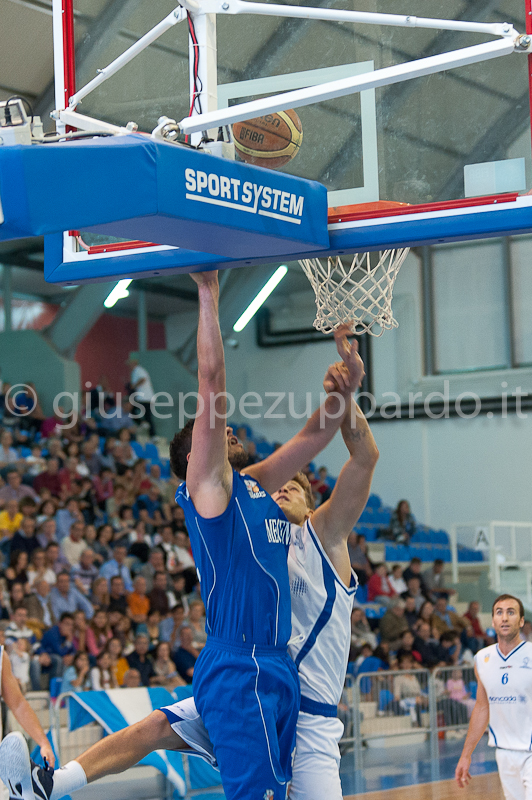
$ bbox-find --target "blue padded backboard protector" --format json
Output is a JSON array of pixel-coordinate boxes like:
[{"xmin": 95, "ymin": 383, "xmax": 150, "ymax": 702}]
[{"xmin": 0, "ymin": 134, "xmax": 329, "ymax": 258}]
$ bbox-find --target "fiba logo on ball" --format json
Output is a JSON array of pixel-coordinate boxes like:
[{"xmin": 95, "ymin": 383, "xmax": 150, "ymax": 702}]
[
  {"xmin": 233, "ymin": 110, "xmax": 303, "ymax": 170},
  {"xmin": 263, "ymin": 791, "xmax": 275, "ymax": 800}
]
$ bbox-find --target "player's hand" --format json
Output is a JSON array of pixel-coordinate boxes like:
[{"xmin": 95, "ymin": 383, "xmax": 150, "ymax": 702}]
[
  {"xmin": 39, "ymin": 741, "xmax": 56, "ymax": 769},
  {"xmin": 334, "ymin": 324, "xmax": 365, "ymax": 390},
  {"xmin": 190, "ymin": 270, "xmax": 218, "ymax": 286},
  {"xmin": 455, "ymin": 755, "xmax": 471, "ymax": 788},
  {"xmin": 323, "ymin": 361, "xmax": 351, "ymax": 395}
]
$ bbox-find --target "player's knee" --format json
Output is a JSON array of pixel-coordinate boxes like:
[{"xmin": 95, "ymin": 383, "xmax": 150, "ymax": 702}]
[{"xmin": 141, "ymin": 710, "xmax": 173, "ymax": 740}]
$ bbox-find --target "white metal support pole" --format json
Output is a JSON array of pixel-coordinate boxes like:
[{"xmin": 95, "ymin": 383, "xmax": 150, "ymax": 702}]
[
  {"xmin": 188, "ymin": 8, "xmax": 219, "ymax": 146},
  {"xmin": 52, "ymin": 0, "xmax": 66, "ymax": 134},
  {"xmin": 450, "ymin": 524, "xmax": 458, "ymax": 584},
  {"xmin": 179, "ymin": 36, "xmax": 516, "ymax": 134}
]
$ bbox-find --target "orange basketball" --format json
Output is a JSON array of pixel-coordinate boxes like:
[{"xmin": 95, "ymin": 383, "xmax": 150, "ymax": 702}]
[{"xmin": 232, "ymin": 110, "xmax": 303, "ymax": 170}]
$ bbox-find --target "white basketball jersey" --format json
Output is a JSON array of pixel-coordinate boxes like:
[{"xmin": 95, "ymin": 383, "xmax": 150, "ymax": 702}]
[
  {"xmin": 476, "ymin": 641, "xmax": 532, "ymax": 751},
  {"xmin": 288, "ymin": 519, "xmax": 357, "ymax": 706}
]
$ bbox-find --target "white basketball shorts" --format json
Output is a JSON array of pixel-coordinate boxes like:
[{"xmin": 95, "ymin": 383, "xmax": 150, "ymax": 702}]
[
  {"xmin": 496, "ymin": 748, "xmax": 532, "ymax": 800},
  {"xmin": 288, "ymin": 712, "xmax": 344, "ymax": 800}
]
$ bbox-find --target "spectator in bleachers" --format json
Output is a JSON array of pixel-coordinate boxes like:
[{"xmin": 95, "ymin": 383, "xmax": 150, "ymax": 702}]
[
  {"xmin": 463, "ymin": 600, "xmax": 489, "ymax": 648},
  {"xmin": 379, "ymin": 599, "xmax": 409, "ymax": 647},
  {"xmin": 367, "ymin": 563, "xmax": 397, "ymax": 607},
  {"xmin": 56, "ymin": 497, "xmax": 82, "ymax": 541},
  {"xmin": 185, "ymin": 599, "xmax": 207, "ymax": 650},
  {"xmin": 5, "ymin": 550, "xmax": 29, "ymax": 591},
  {"xmin": 5, "ymin": 607, "xmax": 38, "ymax": 655},
  {"xmin": 391, "ymin": 652, "xmax": 427, "ymax": 725},
  {"xmin": 395, "ymin": 629, "xmax": 421, "ymax": 665},
  {"xmin": 0, "ymin": 431, "xmax": 19, "ymax": 470},
  {"xmin": 61, "ymin": 521, "xmax": 87, "ymax": 568},
  {"xmin": 23, "ymin": 578, "xmax": 55, "ymax": 632},
  {"xmin": 423, "ymin": 558, "xmax": 456, "ymax": 602},
  {"xmin": 31, "ymin": 612, "xmax": 75, "ymax": 689},
  {"xmin": 50, "ymin": 571, "xmax": 94, "ymax": 620},
  {"xmin": 348, "ymin": 533, "xmax": 373, "ymax": 586},
  {"xmin": 127, "ymin": 575, "xmax": 150, "ymax": 627},
  {"xmin": 388, "ymin": 564, "xmax": 407, "ymax": 595},
  {"xmin": 72, "ymin": 549, "xmax": 99, "ymax": 595},
  {"xmin": 33, "ymin": 457, "xmax": 62, "ymax": 498},
  {"xmin": 9, "ymin": 581, "xmax": 26, "ymax": 613},
  {"xmin": 431, "ymin": 596, "xmax": 467, "ymax": 638},
  {"xmin": 0, "ymin": 469, "xmax": 38, "ymax": 505},
  {"xmin": 151, "ymin": 641, "xmax": 186, "ymax": 690},
  {"xmin": 107, "ymin": 575, "xmax": 127, "ymax": 615},
  {"xmin": 436, "ymin": 630, "xmax": 461, "ymax": 666},
  {"xmin": 36, "ymin": 518, "xmax": 58, "ymax": 551},
  {"xmin": 90, "ymin": 650, "xmax": 117, "ymax": 690},
  {"xmin": 413, "ymin": 621, "xmax": 441, "ymax": 668},
  {"xmin": 86, "ymin": 608, "xmax": 112, "ymax": 657},
  {"xmin": 354, "ymin": 643, "xmax": 384, "ymax": 675},
  {"xmin": 0, "ymin": 499, "xmax": 23, "ymax": 537},
  {"xmin": 160, "ymin": 603, "xmax": 186, "ymax": 653},
  {"xmin": 126, "ymin": 633, "xmax": 156, "ymax": 686},
  {"xmin": 106, "ymin": 637, "xmax": 129, "ymax": 687},
  {"xmin": 11, "ymin": 517, "xmax": 39, "ymax": 559},
  {"xmin": 402, "ymin": 556, "xmax": 428, "ymax": 594},
  {"xmin": 10, "ymin": 637, "xmax": 31, "ymax": 692},
  {"xmin": 310, "ymin": 466, "xmax": 332, "ymax": 506},
  {"xmin": 148, "ymin": 571, "xmax": 170, "ymax": 617},
  {"xmin": 172, "ymin": 625, "xmax": 198, "ymax": 684},
  {"xmin": 123, "ymin": 668, "xmax": 142, "ymax": 688},
  {"xmin": 351, "ymin": 607, "xmax": 378, "ymax": 650},
  {"xmin": 401, "ymin": 576, "xmax": 428, "ymax": 613},
  {"xmin": 27, "ymin": 548, "xmax": 55, "ymax": 589},
  {"xmin": 99, "ymin": 543, "xmax": 134, "ymax": 592},
  {"xmin": 72, "ymin": 609, "xmax": 88, "ymax": 652},
  {"xmin": 61, "ymin": 651, "xmax": 91, "ymax": 693},
  {"xmin": 90, "ymin": 576, "xmax": 110, "ymax": 609},
  {"xmin": 390, "ymin": 500, "xmax": 416, "ymax": 544},
  {"xmin": 139, "ymin": 547, "xmax": 166, "ymax": 591},
  {"xmin": 92, "ymin": 524, "xmax": 113, "ymax": 565},
  {"xmin": 403, "ymin": 596, "xmax": 419, "ymax": 630},
  {"xmin": 414, "ymin": 600, "xmax": 435, "ymax": 634}
]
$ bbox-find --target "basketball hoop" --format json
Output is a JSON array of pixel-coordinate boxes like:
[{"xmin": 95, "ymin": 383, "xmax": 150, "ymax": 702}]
[{"xmin": 299, "ymin": 248, "xmax": 410, "ymax": 336}]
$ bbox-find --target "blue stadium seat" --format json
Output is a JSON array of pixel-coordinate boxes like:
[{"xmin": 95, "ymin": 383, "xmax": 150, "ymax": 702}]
[
  {"xmin": 366, "ymin": 494, "xmax": 381, "ymax": 509},
  {"xmin": 358, "ymin": 510, "xmax": 374, "ymax": 523},
  {"xmin": 355, "ymin": 583, "xmax": 368, "ymax": 603},
  {"xmin": 144, "ymin": 442, "xmax": 159, "ymax": 461},
  {"xmin": 131, "ymin": 441, "xmax": 145, "ymax": 458}
]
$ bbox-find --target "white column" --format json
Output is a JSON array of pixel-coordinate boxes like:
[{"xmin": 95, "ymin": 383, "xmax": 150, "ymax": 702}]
[{"xmin": 52, "ymin": 0, "xmax": 66, "ymax": 134}]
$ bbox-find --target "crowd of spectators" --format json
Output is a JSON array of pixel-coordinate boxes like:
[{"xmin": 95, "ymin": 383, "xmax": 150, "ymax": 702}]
[{"xmin": 0, "ymin": 387, "xmax": 212, "ymax": 695}]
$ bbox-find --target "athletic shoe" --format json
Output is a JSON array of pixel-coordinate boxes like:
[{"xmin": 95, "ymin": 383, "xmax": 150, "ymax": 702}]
[{"xmin": 0, "ymin": 732, "xmax": 54, "ymax": 800}]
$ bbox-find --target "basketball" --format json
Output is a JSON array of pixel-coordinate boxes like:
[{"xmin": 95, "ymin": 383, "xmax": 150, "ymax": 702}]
[{"xmin": 232, "ymin": 109, "xmax": 303, "ymax": 170}]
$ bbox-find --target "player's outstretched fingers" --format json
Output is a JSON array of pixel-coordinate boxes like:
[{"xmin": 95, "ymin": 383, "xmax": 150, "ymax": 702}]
[
  {"xmin": 323, "ymin": 362, "xmax": 348, "ymax": 394},
  {"xmin": 333, "ymin": 324, "xmax": 354, "ymax": 362}
]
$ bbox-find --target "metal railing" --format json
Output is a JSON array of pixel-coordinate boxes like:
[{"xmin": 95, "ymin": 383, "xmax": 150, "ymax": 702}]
[{"xmin": 344, "ymin": 664, "xmax": 475, "ymax": 792}]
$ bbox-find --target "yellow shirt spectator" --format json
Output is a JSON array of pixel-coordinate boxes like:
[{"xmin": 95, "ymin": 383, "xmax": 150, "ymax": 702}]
[{"xmin": 0, "ymin": 510, "xmax": 23, "ymax": 536}]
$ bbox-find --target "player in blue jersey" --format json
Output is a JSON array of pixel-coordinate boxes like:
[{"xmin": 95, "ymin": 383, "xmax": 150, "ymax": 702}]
[
  {"xmin": 0, "ymin": 331, "xmax": 371, "ymax": 800},
  {"xmin": 0, "ymin": 270, "xmax": 364, "ymax": 800}
]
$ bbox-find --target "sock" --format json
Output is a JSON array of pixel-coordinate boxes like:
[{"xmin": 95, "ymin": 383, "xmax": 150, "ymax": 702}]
[{"xmin": 50, "ymin": 761, "xmax": 87, "ymax": 800}]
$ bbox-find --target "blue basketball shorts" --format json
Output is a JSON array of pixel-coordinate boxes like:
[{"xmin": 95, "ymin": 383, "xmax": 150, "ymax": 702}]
[{"xmin": 171, "ymin": 636, "xmax": 299, "ymax": 800}]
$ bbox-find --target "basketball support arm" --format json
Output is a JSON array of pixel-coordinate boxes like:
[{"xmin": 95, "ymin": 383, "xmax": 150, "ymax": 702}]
[
  {"xmin": 178, "ymin": 37, "xmax": 519, "ymax": 135},
  {"xmin": 52, "ymin": 0, "xmax": 527, "ymax": 140}
]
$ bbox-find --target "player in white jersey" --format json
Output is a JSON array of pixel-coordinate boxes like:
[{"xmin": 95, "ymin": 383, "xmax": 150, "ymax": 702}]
[{"xmin": 456, "ymin": 594, "xmax": 532, "ymax": 800}]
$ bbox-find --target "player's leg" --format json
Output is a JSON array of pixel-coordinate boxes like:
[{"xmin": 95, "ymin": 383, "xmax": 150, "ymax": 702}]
[
  {"xmin": 496, "ymin": 749, "xmax": 526, "ymax": 800},
  {"xmin": 289, "ymin": 714, "xmax": 343, "ymax": 800},
  {"xmin": 0, "ymin": 712, "xmax": 186, "ymax": 800},
  {"xmin": 519, "ymin": 751, "xmax": 532, "ymax": 800},
  {"xmin": 194, "ymin": 648, "xmax": 299, "ymax": 800}
]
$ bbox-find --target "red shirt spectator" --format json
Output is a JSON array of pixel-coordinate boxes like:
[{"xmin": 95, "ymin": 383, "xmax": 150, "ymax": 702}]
[
  {"xmin": 33, "ymin": 458, "xmax": 63, "ymax": 498},
  {"xmin": 367, "ymin": 564, "xmax": 397, "ymax": 603}
]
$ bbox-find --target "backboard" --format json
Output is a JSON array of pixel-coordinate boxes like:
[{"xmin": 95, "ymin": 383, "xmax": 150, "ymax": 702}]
[{"xmin": 43, "ymin": 0, "xmax": 532, "ymax": 282}]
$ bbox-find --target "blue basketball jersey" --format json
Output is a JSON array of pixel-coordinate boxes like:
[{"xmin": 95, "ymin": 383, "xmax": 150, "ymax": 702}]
[{"xmin": 175, "ymin": 470, "xmax": 292, "ymax": 647}]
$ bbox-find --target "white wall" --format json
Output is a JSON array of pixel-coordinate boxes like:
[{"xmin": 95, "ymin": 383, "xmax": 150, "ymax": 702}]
[{"xmin": 165, "ymin": 244, "xmax": 532, "ymax": 534}]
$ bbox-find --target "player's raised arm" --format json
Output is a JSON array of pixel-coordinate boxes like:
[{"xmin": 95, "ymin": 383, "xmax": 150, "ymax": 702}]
[
  {"xmin": 311, "ymin": 388, "xmax": 379, "ymax": 558},
  {"xmin": 186, "ymin": 271, "xmax": 233, "ymax": 518},
  {"xmin": 245, "ymin": 325, "xmax": 364, "ymax": 494},
  {"xmin": 455, "ymin": 665, "xmax": 489, "ymax": 788}
]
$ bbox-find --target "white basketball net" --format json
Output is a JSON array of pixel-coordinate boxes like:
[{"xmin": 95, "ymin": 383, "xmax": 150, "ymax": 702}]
[{"xmin": 299, "ymin": 248, "xmax": 410, "ymax": 336}]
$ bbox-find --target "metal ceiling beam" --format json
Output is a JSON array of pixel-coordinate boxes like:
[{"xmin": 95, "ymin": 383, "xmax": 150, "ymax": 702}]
[{"xmin": 47, "ymin": 282, "xmax": 115, "ymax": 356}]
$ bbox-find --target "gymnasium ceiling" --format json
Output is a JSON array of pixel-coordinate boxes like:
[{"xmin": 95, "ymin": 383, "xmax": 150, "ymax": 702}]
[{"xmin": 0, "ymin": 0, "xmax": 529, "ymax": 328}]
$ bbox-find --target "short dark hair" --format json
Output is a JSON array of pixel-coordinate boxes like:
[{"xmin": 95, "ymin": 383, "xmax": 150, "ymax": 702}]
[
  {"xmin": 59, "ymin": 612, "xmax": 74, "ymax": 622},
  {"xmin": 440, "ymin": 630, "xmax": 458, "ymax": 644},
  {"xmin": 169, "ymin": 419, "xmax": 195, "ymax": 480},
  {"xmin": 291, "ymin": 471, "xmax": 315, "ymax": 511},
  {"xmin": 410, "ymin": 557, "xmax": 421, "ymax": 565},
  {"xmin": 492, "ymin": 594, "xmax": 525, "ymax": 619},
  {"xmin": 434, "ymin": 558, "xmax": 444, "ymax": 567}
]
